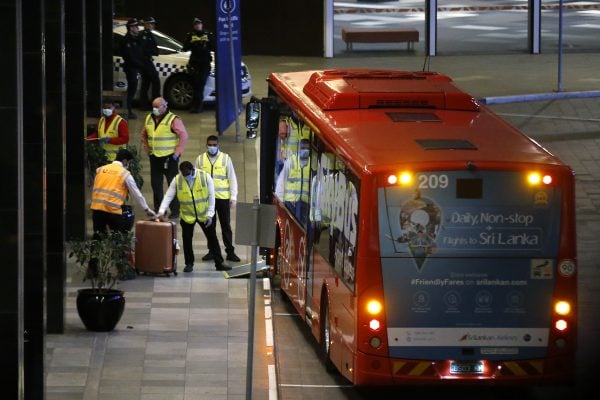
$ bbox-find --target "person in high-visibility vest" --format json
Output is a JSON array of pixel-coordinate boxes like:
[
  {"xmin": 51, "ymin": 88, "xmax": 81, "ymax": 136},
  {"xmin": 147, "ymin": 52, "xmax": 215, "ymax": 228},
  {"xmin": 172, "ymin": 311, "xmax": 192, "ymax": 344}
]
[
  {"xmin": 157, "ymin": 161, "xmax": 231, "ymax": 273},
  {"xmin": 195, "ymin": 135, "xmax": 240, "ymax": 263},
  {"xmin": 141, "ymin": 96, "xmax": 189, "ymax": 219},
  {"xmin": 90, "ymin": 149, "xmax": 156, "ymax": 235},
  {"xmin": 86, "ymin": 100, "xmax": 129, "ymax": 161},
  {"xmin": 275, "ymin": 138, "xmax": 311, "ymax": 223}
]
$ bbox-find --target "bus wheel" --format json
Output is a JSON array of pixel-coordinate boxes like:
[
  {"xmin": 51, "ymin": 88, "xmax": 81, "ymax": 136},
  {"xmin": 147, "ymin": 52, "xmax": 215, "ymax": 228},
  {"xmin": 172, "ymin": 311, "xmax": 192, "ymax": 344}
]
[{"xmin": 320, "ymin": 292, "xmax": 336, "ymax": 372}]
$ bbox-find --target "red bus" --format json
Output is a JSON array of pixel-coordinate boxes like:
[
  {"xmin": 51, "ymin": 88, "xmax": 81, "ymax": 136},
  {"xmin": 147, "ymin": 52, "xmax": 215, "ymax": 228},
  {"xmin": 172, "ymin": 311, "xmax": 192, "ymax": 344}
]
[{"xmin": 255, "ymin": 70, "xmax": 576, "ymax": 385}]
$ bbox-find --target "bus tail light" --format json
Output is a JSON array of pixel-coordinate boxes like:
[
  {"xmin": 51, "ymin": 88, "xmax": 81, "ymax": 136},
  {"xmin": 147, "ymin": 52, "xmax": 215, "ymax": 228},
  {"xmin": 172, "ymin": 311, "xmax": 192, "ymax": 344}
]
[
  {"xmin": 554, "ymin": 300, "xmax": 571, "ymax": 316},
  {"xmin": 366, "ymin": 300, "xmax": 383, "ymax": 315},
  {"xmin": 555, "ymin": 319, "xmax": 568, "ymax": 331},
  {"xmin": 369, "ymin": 319, "xmax": 381, "ymax": 331},
  {"xmin": 527, "ymin": 172, "xmax": 554, "ymax": 186},
  {"xmin": 386, "ymin": 172, "xmax": 412, "ymax": 186}
]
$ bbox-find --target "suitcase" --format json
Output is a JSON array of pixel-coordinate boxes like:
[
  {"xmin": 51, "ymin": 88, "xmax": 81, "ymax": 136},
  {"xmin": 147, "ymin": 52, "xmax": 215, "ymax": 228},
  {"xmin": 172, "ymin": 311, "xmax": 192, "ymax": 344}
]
[{"xmin": 134, "ymin": 220, "xmax": 178, "ymax": 276}]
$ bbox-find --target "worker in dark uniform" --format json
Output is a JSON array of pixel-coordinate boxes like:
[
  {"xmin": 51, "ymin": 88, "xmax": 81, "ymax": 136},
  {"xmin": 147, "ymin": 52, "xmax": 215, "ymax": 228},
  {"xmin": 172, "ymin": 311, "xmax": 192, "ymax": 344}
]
[
  {"xmin": 140, "ymin": 17, "xmax": 161, "ymax": 108},
  {"xmin": 181, "ymin": 18, "xmax": 215, "ymax": 113},
  {"xmin": 119, "ymin": 18, "xmax": 145, "ymax": 119}
]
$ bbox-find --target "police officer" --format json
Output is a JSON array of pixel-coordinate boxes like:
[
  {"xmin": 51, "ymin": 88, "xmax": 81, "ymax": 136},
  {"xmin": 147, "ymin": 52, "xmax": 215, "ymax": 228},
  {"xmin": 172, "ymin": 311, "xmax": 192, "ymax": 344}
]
[
  {"xmin": 140, "ymin": 17, "xmax": 161, "ymax": 107},
  {"xmin": 119, "ymin": 18, "xmax": 145, "ymax": 119},
  {"xmin": 182, "ymin": 18, "xmax": 215, "ymax": 113},
  {"xmin": 86, "ymin": 100, "xmax": 129, "ymax": 161},
  {"xmin": 157, "ymin": 161, "xmax": 231, "ymax": 272},
  {"xmin": 195, "ymin": 135, "xmax": 240, "ymax": 263},
  {"xmin": 140, "ymin": 97, "xmax": 189, "ymax": 219}
]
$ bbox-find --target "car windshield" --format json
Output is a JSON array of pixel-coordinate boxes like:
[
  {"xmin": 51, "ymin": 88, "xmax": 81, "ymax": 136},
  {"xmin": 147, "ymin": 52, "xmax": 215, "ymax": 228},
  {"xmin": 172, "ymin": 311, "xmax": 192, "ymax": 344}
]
[{"xmin": 152, "ymin": 30, "xmax": 183, "ymax": 54}]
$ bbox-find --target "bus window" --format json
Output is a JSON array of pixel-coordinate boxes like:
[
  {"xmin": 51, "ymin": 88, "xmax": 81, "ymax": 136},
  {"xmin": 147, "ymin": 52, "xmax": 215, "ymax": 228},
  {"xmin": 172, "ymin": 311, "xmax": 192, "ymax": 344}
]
[
  {"xmin": 312, "ymin": 148, "xmax": 359, "ymax": 289},
  {"xmin": 275, "ymin": 135, "xmax": 313, "ymax": 226}
]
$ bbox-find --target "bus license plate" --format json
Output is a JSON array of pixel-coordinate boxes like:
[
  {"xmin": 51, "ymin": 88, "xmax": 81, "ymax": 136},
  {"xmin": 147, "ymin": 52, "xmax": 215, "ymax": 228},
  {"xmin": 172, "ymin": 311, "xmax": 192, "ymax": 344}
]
[{"xmin": 450, "ymin": 361, "xmax": 484, "ymax": 375}]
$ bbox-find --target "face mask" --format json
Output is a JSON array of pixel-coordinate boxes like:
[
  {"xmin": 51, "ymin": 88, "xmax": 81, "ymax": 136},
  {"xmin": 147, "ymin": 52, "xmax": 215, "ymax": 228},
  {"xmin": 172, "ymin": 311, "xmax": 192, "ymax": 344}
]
[
  {"xmin": 207, "ymin": 145, "xmax": 218, "ymax": 156},
  {"xmin": 102, "ymin": 108, "xmax": 113, "ymax": 117},
  {"xmin": 152, "ymin": 107, "xmax": 161, "ymax": 116},
  {"xmin": 299, "ymin": 149, "xmax": 310, "ymax": 160},
  {"xmin": 184, "ymin": 171, "xmax": 194, "ymax": 185}
]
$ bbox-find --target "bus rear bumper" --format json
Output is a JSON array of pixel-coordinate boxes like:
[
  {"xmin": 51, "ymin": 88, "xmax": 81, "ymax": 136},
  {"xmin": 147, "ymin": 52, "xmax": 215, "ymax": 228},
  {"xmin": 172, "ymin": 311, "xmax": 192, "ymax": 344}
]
[{"xmin": 353, "ymin": 351, "xmax": 575, "ymax": 386}]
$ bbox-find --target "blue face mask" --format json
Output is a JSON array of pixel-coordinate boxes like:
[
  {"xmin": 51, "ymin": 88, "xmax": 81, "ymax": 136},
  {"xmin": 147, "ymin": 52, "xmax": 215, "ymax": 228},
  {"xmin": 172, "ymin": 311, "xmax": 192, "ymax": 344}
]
[
  {"xmin": 185, "ymin": 170, "xmax": 194, "ymax": 186},
  {"xmin": 299, "ymin": 149, "xmax": 310, "ymax": 160},
  {"xmin": 102, "ymin": 108, "xmax": 113, "ymax": 117},
  {"xmin": 207, "ymin": 145, "xmax": 218, "ymax": 156},
  {"xmin": 152, "ymin": 107, "xmax": 161, "ymax": 116}
]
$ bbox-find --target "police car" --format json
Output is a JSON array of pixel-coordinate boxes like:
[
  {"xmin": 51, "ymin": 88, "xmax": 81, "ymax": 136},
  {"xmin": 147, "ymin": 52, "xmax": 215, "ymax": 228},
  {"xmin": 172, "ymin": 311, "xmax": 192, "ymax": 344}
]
[{"xmin": 113, "ymin": 20, "xmax": 252, "ymax": 109}]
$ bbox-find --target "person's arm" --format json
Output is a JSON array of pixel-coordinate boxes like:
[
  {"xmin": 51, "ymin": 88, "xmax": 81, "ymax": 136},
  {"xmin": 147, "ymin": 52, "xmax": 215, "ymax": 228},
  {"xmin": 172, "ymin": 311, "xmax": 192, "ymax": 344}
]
[
  {"xmin": 171, "ymin": 117, "xmax": 189, "ymax": 158},
  {"xmin": 206, "ymin": 174, "xmax": 216, "ymax": 218},
  {"xmin": 275, "ymin": 161, "xmax": 289, "ymax": 199},
  {"xmin": 140, "ymin": 124, "xmax": 150, "ymax": 153},
  {"xmin": 157, "ymin": 178, "xmax": 178, "ymax": 215},
  {"xmin": 107, "ymin": 118, "xmax": 129, "ymax": 145},
  {"xmin": 181, "ymin": 33, "xmax": 191, "ymax": 52},
  {"xmin": 124, "ymin": 174, "xmax": 151, "ymax": 212},
  {"xmin": 226, "ymin": 157, "xmax": 238, "ymax": 202}
]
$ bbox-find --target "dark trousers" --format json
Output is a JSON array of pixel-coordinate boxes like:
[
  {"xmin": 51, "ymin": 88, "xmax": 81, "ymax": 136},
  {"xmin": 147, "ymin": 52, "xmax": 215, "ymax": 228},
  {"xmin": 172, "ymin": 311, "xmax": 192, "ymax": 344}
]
[
  {"xmin": 124, "ymin": 66, "xmax": 140, "ymax": 111},
  {"xmin": 92, "ymin": 209, "xmax": 126, "ymax": 237},
  {"xmin": 213, "ymin": 198, "xmax": 235, "ymax": 255},
  {"xmin": 149, "ymin": 153, "xmax": 179, "ymax": 215},
  {"xmin": 140, "ymin": 61, "xmax": 160, "ymax": 104},
  {"xmin": 181, "ymin": 218, "xmax": 223, "ymax": 267},
  {"xmin": 190, "ymin": 66, "xmax": 210, "ymax": 110}
]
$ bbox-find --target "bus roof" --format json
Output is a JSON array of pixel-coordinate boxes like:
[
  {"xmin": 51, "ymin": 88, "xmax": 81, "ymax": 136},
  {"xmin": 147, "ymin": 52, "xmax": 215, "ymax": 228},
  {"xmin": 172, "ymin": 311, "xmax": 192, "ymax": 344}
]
[{"xmin": 268, "ymin": 70, "xmax": 567, "ymax": 174}]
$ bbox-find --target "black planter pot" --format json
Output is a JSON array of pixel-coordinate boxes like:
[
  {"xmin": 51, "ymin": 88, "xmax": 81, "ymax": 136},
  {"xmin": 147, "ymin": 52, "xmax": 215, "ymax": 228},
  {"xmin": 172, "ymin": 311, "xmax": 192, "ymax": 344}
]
[{"xmin": 76, "ymin": 288, "xmax": 126, "ymax": 332}]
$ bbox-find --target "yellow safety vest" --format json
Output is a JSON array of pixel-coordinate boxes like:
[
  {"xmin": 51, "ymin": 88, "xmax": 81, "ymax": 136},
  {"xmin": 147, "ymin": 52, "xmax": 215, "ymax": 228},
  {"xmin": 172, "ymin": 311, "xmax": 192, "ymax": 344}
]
[
  {"xmin": 90, "ymin": 163, "xmax": 130, "ymax": 214},
  {"xmin": 176, "ymin": 172, "xmax": 209, "ymax": 224},
  {"xmin": 284, "ymin": 155, "xmax": 310, "ymax": 203},
  {"xmin": 195, "ymin": 152, "xmax": 230, "ymax": 200},
  {"xmin": 145, "ymin": 111, "xmax": 179, "ymax": 157},
  {"xmin": 98, "ymin": 115, "xmax": 125, "ymax": 161},
  {"xmin": 282, "ymin": 116, "xmax": 310, "ymax": 157}
]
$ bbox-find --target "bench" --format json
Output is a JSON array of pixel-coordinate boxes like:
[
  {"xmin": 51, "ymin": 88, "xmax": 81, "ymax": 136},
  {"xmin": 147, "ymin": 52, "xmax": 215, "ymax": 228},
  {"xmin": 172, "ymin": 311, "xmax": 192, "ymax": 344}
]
[{"xmin": 341, "ymin": 28, "xmax": 419, "ymax": 52}]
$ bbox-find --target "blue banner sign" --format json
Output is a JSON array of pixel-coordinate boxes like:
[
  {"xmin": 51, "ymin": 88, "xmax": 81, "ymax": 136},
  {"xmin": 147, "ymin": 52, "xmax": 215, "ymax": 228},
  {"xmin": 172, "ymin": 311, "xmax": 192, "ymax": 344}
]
[{"xmin": 215, "ymin": 0, "xmax": 242, "ymax": 134}]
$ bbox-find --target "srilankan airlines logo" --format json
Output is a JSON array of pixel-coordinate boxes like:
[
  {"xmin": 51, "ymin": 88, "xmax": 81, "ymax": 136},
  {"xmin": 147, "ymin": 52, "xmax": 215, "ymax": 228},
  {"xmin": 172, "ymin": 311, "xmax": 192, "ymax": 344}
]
[{"xmin": 459, "ymin": 333, "xmax": 519, "ymax": 342}]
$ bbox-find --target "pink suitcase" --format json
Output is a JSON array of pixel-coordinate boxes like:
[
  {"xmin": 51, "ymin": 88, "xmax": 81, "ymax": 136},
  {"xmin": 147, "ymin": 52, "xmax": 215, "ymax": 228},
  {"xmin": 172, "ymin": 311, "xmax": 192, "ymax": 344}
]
[{"xmin": 134, "ymin": 220, "xmax": 178, "ymax": 276}]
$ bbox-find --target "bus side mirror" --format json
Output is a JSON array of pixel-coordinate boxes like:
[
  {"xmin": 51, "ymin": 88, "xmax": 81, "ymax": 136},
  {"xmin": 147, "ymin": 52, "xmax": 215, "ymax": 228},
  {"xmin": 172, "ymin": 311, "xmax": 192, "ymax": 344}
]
[{"xmin": 246, "ymin": 97, "xmax": 260, "ymax": 139}]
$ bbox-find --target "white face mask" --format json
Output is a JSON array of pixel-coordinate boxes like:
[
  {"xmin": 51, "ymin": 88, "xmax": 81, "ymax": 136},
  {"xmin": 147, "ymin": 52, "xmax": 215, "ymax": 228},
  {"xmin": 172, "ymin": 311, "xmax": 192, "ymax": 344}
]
[
  {"xmin": 152, "ymin": 107, "xmax": 161, "ymax": 116},
  {"xmin": 102, "ymin": 108, "xmax": 113, "ymax": 117},
  {"xmin": 207, "ymin": 145, "xmax": 218, "ymax": 156}
]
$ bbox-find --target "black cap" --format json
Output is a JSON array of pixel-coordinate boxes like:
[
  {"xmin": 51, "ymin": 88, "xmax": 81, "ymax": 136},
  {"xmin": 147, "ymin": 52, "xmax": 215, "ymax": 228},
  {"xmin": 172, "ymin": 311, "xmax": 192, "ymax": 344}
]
[
  {"xmin": 126, "ymin": 18, "xmax": 140, "ymax": 28},
  {"xmin": 144, "ymin": 17, "xmax": 156, "ymax": 24},
  {"xmin": 193, "ymin": 18, "xmax": 202, "ymax": 25}
]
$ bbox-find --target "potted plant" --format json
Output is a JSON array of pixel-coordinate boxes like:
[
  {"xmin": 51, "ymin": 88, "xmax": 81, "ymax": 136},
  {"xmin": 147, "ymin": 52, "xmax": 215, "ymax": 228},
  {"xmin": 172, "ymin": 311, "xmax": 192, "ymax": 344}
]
[{"xmin": 68, "ymin": 230, "xmax": 134, "ymax": 331}]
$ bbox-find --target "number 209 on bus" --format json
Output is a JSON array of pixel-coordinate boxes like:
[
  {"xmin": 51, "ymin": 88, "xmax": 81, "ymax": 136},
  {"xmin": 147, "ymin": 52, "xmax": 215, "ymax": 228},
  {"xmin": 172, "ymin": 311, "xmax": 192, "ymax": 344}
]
[{"xmin": 253, "ymin": 69, "xmax": 576, "ymax": 385}]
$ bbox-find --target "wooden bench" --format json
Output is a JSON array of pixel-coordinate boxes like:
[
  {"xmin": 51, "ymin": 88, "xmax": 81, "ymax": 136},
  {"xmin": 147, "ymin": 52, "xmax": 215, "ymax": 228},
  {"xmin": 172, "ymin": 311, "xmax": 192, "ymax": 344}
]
[{"xmin": 341, "ymin": 28, "xmax": 419, "ymax": 51}]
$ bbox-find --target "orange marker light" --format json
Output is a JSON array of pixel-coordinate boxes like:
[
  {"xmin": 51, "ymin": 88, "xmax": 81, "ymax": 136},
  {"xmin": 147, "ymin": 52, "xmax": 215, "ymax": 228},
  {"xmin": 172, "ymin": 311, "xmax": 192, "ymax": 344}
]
[
  {"xmin": 528, "ymin": 172, "xmax": 541, "ymax": 185},
  {"xmin": 399, "ymin": 172, "xmax": 412, "ymax": 185},
  {"xmin": 555, "ymin": 301, "xmax": 571, "ymax": 316},
  {"xmin": 367, "ymin": 300, "xmax": 383, "ymax": 315}
]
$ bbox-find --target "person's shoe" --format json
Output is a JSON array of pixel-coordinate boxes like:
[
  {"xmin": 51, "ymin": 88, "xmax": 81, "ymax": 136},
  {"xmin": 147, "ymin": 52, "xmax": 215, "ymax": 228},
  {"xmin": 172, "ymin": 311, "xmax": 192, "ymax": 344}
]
[
  {"xmin": 183, "ymin": 264, "xmax": 194, "ymax": 273},
  {"xmin": 215, "ymin": 263, "xmax": 232, "ymax": 271},
  {"xmin": 202, "ymin": 253, "xmax": 214, "ymax": 261},
  {"xmin": 226, "ymin": 253, "xmax": 241, "ymax": 262},
  {"xmin": 128, "ymin": 111, "xmax": 137, "ymax": 120}
]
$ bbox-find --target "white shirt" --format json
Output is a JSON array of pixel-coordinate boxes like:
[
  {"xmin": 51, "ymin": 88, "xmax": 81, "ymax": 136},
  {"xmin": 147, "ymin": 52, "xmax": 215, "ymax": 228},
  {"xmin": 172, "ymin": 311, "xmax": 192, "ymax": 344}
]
[
  {"xmin": 158, "ymin": 169, "xmax": 215, "ymax": 218},
  {"xmin": 113, "ymin": 161, "xmax": 151, "ymax": 211}
]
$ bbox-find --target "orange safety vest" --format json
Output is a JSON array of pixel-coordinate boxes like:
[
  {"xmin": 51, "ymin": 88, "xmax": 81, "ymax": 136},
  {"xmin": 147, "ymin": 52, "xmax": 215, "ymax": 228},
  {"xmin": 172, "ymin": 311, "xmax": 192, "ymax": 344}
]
[{"xmin": 90, "ymin": 162, "xmax": 130, "ymax": 214}]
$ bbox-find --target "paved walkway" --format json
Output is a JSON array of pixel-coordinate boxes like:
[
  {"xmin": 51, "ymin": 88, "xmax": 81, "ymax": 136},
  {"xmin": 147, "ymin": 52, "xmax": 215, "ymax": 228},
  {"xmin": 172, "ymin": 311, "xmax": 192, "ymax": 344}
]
[{"xmin": 47, "ymin": 52, "xmax": 600, "ymax": 399}]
